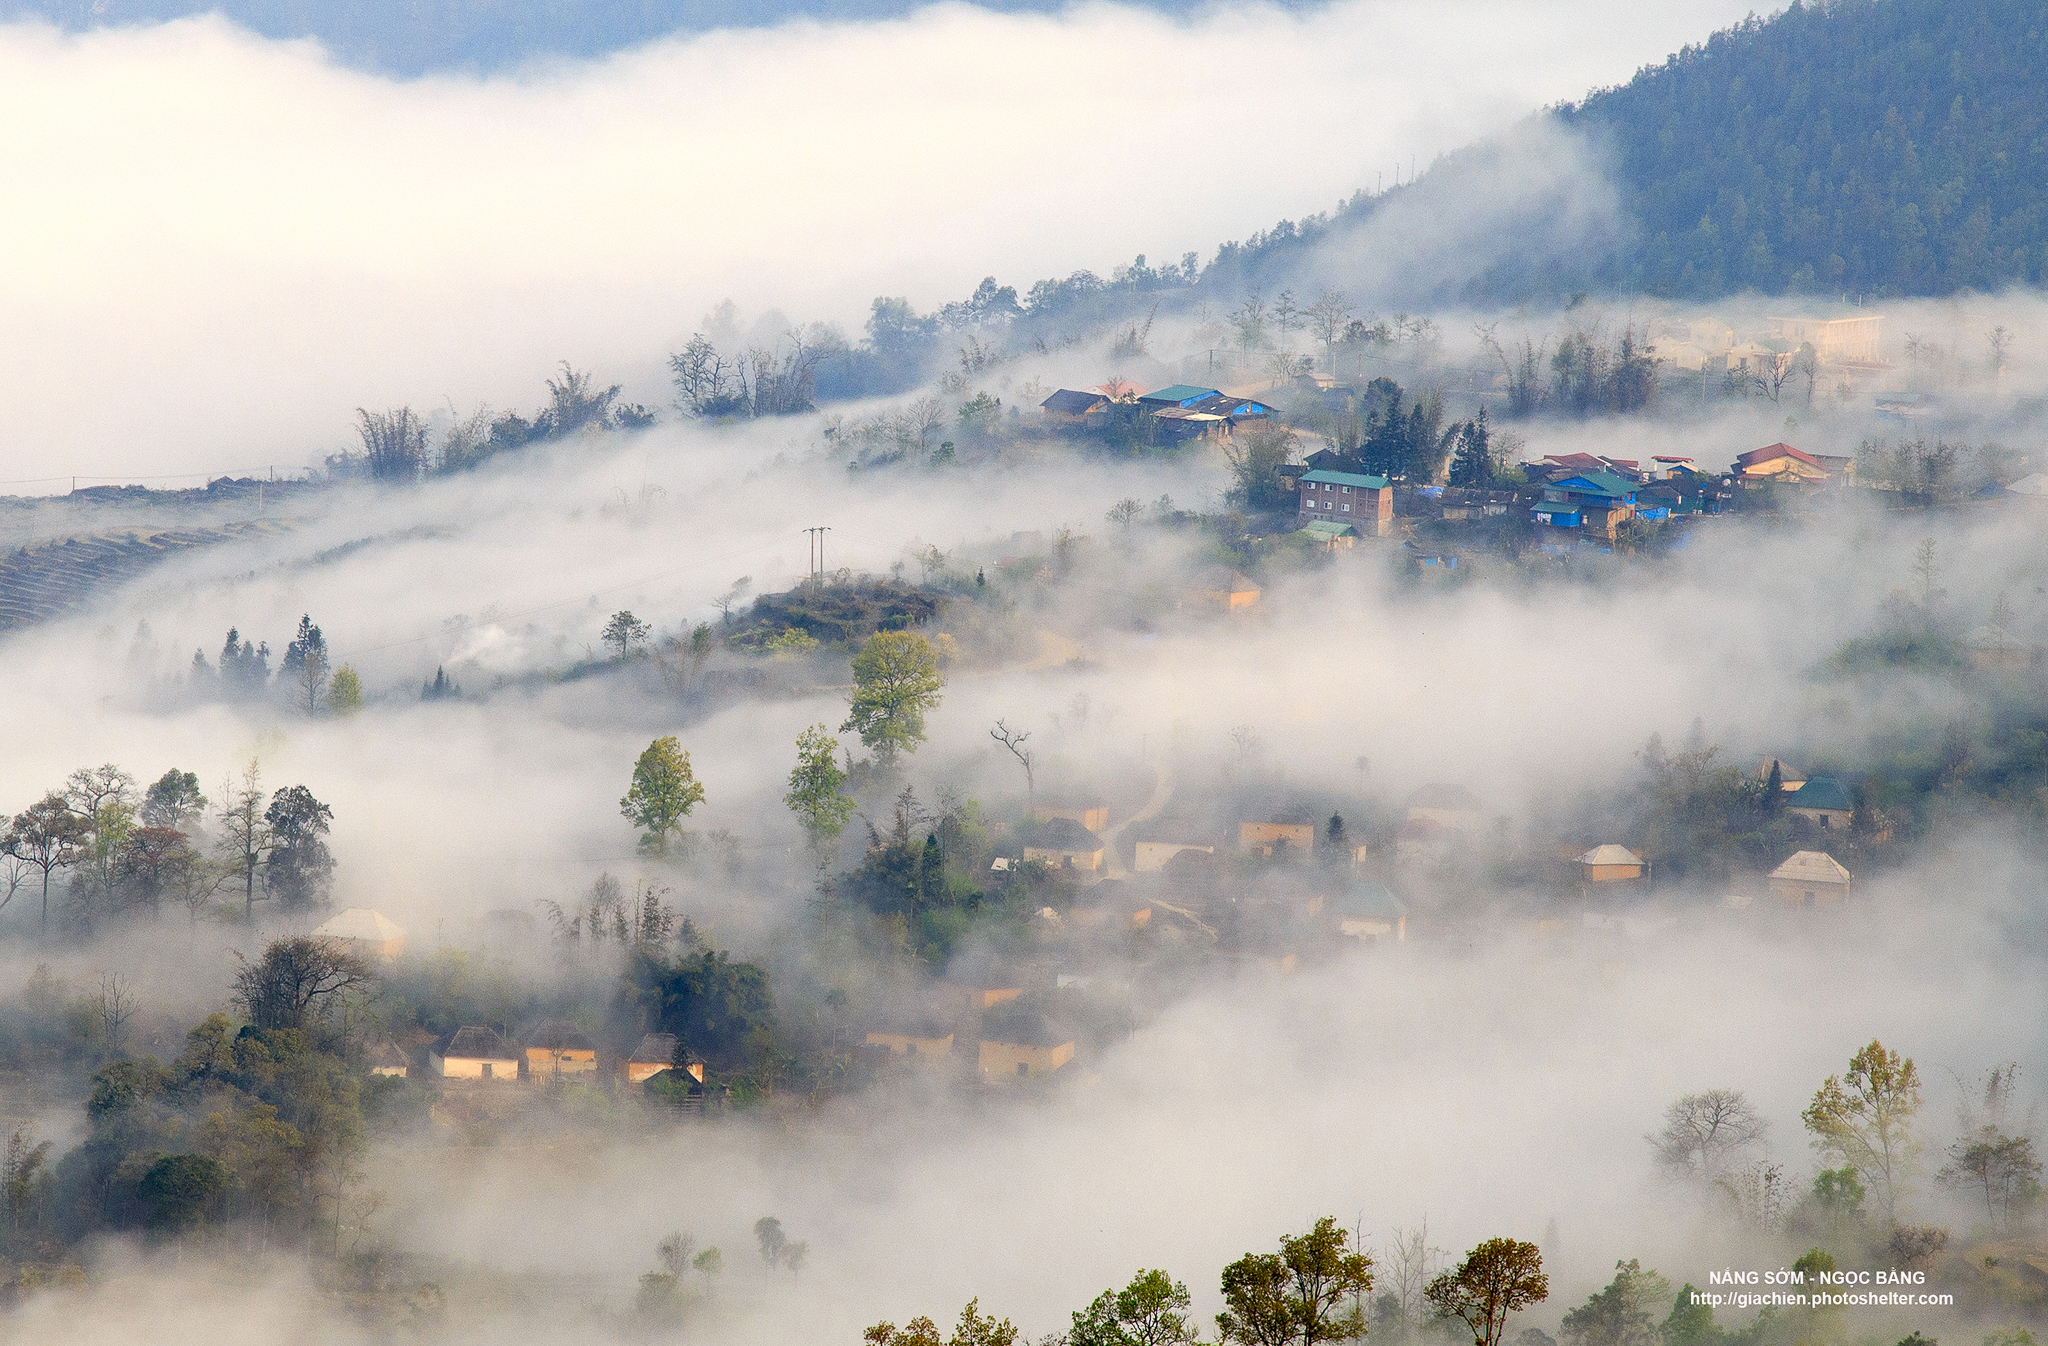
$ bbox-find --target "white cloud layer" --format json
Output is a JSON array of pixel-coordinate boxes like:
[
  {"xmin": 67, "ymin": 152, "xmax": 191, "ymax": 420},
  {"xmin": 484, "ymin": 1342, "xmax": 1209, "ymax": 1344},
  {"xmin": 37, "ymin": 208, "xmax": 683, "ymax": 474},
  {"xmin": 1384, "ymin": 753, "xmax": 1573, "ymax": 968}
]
[{"xmin": 0, "ymin": 0, "xmax": 1761, "ymax": 483}]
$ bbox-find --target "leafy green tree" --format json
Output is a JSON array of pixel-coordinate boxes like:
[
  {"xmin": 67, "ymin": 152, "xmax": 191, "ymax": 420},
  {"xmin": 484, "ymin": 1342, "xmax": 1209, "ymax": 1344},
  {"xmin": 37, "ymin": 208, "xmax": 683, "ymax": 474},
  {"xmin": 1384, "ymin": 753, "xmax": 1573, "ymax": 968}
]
[
  {"xmin": 328, "ymin": 665, "xmax": 363, "ymax": 714},
  {"xmin": 141, "ymin": 770, "xmax": 207, "ymax": 831},
  {"xmin": 867, "ymin": 1300, "xmax": 1018, "ymax": 1346},
  {"xmin": 603, "ymin": 610, "xmax": 651, "ymax": 659},
  {"xmin": 843, "ymin": 632, "xmax": 944, "ymax": 764},
  {"xmin": 1661, "ymin": 1286, "xmax": 1722, "ymax": 1346},
  {"xmin": 627, "ymin": 946, "xmax": 775, "ymax": 1070},
  {"xmin": 1802, "ymin": 1040, "xmax": 1922, "ymax": 1219},
  {"xmin": 3, "ymin": 793, "xmax": 86, "ymax": 932},
  {"xmin": 621, "ymin": 736, "xmax": 706, "ymax": 855},
  {"xmin": 1225, "ymin": 423, "xmax": 1299, "ymax": 511},
  {"xmin": 264, "ymin": 785, "xmax": 335, "ymax": 909},
  {"xmin": 1073, "ymin": 1269, "xmax": 1197, "ymax": 1346},
  {"xmin": 1426, "ymin": 1239, "xmax": 1549, "ymax": 1346},
  {"xmin": 1561, "ymin": 1261, "xmax": 1671, "ymax": 1346},
  {"xmin": 1938, "ymin": 1129, "xmax": 2043, "ymax": 1229},
  {"xmin": 137, "ymin": 1153, "xmax": 229, "ymax": 1232},
  {"xmin": 784, "ymin": 724, "xmax": 856, "ymax": 852},
  {"xmin": 1219, "ymin": 1216, "xmax": 1374, "ymax": 1346}
]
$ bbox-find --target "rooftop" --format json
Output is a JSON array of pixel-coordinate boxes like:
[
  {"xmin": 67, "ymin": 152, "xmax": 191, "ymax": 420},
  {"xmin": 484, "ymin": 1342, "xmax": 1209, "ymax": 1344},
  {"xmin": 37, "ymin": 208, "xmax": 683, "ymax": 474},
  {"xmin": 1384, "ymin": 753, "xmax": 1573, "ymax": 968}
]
[
  {"xmin": 1408, "ymin": 783, "xmax": 1480, "ymax": 810},
  {"xmin": 312, "ymin": 907, "xmax": 404, "ymax": 942},
  {"xmin": 442, "ymin": 1026, "xmax": 514, "ymax": 1061},
  {"xmin": 1021, "ymin": 816, "xmax": 1105, "ymax": 851},
  {"xmin": 1041, "ymin": 389, "xmax": 1107, "ymax": 414},
  {"xmin": 1579, "ymin": 844, "xmax": 1643, "ymax": 867},
  {"xmin": 1790, "ymin": 777, "xmax": 1854, "ymax": 812},
  {"xmin": 1139, "ymin": 384, "xmax": 1221, "ymax": 405},
  {"xmin": 1300, "ymin": 469, "xmax": 1391, "ymax": 490},
  {"xmin": 1771, "ymin": 850, "xmax": 1853, "ymax": 884}
]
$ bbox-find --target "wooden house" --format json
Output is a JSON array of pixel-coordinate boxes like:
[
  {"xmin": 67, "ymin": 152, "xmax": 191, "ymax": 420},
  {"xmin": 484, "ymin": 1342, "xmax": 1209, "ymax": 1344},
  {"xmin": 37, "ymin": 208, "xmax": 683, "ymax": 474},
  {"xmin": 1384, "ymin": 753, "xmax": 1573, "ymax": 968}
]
[
  {"xmin": 431, "ymin": 1026, "xmax": 519, "ymax": 1081},
  {"xmin": 1787, "ymin": 777, "xmax": 1854, "ymax": 831},
  {"xmin": 311, "ymin": 907, "xmax": 406, "ymax": 961},
  {"xmin": 1039, "ymin": 389, "xmax": 1110, "ymax": 428},
  {"xmin": 1770, "ymin": 851, "xmax": 1853, "ymax": 906}
]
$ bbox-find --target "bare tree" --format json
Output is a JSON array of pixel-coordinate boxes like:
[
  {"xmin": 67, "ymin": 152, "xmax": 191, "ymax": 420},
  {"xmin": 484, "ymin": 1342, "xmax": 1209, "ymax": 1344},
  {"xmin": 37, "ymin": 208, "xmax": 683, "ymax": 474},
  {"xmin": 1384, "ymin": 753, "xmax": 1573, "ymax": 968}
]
[
  {"xmin": 1648, "ymin": 1089, "xmax": 1767, "ymax": 1184},
  {"xmin": 1106, "ymin": 498, "xmax": 1142, "ymax": 531},
  {"xmin": 991, "ymin": 720, "xmax": 1035, "ymax": 811},
  {"xmin": 1987, "ymin": 325, "xmax": 2012, "ymax": 376},
  {"xmin": 232, "ymin": 936, "xmax": 374, "ymax": 1031},
  {"xmin": 714, "ymin": 577, "xmax": 754, "ymax": 626},
  {"xmin": 1382, "ymin": 1219, "xmax": 1450, "ymax": 1329},
  {"xmin": 93, "ymin": 972, "xmax": 137, "ymax": 1053},
  {"xmin": 1750, "ymin": 353, "xmax": 1793, "ymax": 402},
  {"xmin": 1307, "ymin": 291, "xmax": 1354, "ymax": 374},
  {"xmin": 214, "ymin": 760, "xmax": 272, "ymax": 922}
]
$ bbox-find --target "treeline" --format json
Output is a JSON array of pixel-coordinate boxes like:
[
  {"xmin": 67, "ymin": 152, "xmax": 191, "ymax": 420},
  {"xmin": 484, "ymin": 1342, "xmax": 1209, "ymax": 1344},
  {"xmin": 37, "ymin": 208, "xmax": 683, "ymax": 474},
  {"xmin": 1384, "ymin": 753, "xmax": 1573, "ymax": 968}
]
[
  {"xmin": 1, "ymin": 760, "xmax": 335, "ymax": 936},
  {"xmin": 186, "ymin": 615, "xmax": 361, "ymax": 714}
]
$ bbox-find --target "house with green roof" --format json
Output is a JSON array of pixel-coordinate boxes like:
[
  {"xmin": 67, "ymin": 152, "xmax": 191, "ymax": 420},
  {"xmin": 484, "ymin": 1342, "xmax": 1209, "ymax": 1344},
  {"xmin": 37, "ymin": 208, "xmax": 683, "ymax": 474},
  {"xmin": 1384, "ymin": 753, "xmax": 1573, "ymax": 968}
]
[
  {"xmin": 1334, "ymin": 880, "xmax": 1407, "ymax": 942},
  {"xmin": 1532, "ymin": 471, "xmax": 1640, "ymax": 538},
  {"xmin": 1136, "ymin": 384, "xmax": 1222, "ymax": 409},
  {"xmin": 1296, "ymin": 468, "xmax": 1393, "ymax": 536},
  {"xmin": 1787, "ymin": 777, "xmax": 1853, "ymax": 830}
]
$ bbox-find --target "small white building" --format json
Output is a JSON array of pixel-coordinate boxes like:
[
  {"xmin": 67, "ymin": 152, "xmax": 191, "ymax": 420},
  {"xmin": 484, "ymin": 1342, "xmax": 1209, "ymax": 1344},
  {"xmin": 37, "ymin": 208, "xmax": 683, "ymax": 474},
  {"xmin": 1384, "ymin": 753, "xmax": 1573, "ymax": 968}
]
[{"xmin": 1770, "ymin": 851, "xmax": 1853, "ymax": 906}]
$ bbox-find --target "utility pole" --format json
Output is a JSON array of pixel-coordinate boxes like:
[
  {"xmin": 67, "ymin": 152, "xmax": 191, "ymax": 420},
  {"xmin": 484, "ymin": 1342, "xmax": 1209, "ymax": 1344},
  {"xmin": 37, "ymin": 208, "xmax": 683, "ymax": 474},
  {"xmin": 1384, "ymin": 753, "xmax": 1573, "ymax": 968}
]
[{"xmin": 803, "ymin": 526, "xmax": 831, "ymax": 585}]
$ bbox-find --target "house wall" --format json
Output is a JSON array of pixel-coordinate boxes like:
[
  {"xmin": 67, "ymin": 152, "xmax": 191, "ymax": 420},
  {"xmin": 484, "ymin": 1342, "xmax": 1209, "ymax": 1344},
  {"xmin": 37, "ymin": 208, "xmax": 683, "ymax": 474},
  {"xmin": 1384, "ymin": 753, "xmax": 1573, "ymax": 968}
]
[
  {"xmin": 1407, "ymin": 806, "xmax": 1480, "ymax": 832},
  {"xmin": 1296, "ymin": 482, "xmax": 1392, "ymax": 535},
  {"xmin": 433, "ymin": 1054, "xmax": 520, "ymax": 1080},
  {"xmin": 1135, "ymin": 841, "xmax": 1213, "ymax": 872},
  {"xmin": 978, "ymin": 1039, "xmax": 1075, "ymax": 1080},
  {"xmin": 1582, "ymin": 863, "xmax": 1644, "ymax": 881},
  {"xmin": 1339, "ymin": 916, "xmax": 1405, "ymax": 941},
  {"xmin": 1788, "ymin": 806, "xmax": 1852, "ymax": 830},
  {"xmin": 372, "ymin": 1063, "xmax": 408, "ymax": 1077},
  {"xmin": 526, "ymin": 1049, "xmax": 599, "ymax": 1076},
  {"xmin": 1770, "ymin": 879, "xmax": 1850, "ymax": 906},
  {"xmin": 1238, "ymin": 822, "xmax": 1314, "ymax": 855},
  {"xmin": 1023, "ymin": 844, "xmax": 1103, "ymax": 871},
  {"xmin": 941, "ymin": 982, "xmax": 1023, "ymax": 1010},
  {"xmin": 866, "ymin": 1032, "xmax": 954, "ymax": 1060}
]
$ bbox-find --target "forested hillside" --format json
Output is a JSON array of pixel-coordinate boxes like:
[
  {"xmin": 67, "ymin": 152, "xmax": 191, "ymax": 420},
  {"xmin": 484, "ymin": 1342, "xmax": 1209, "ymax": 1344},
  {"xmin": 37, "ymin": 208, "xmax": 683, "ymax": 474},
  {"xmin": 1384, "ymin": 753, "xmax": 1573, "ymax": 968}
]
[
  {"xmin": 1561, "ymin": 0, "xmax": 2048, "ymax": 297},
  {"xmin": 1205, "ymin": 0, "xmax": 2048, "ymax": 304}
]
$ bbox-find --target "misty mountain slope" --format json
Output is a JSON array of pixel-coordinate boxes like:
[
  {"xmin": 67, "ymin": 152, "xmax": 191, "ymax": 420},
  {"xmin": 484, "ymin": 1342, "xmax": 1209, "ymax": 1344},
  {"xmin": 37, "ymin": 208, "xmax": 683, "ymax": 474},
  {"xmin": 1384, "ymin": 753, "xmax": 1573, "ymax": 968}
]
[
  {"xmin": 1207, "ymin": 0, "xmax": 2048, "ymax": 303},
  {"xmin": 0, "ymin": 0, "xmax": 1264, "ymax": 73}
]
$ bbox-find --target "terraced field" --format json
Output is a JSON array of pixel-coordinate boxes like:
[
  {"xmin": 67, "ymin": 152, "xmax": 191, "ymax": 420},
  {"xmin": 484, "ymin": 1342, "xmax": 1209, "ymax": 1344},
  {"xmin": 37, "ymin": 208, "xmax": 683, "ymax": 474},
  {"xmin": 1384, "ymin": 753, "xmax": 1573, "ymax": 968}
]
[{"xmin": 0, "ymin": 520, "xmax": 294, "ymax": 632}]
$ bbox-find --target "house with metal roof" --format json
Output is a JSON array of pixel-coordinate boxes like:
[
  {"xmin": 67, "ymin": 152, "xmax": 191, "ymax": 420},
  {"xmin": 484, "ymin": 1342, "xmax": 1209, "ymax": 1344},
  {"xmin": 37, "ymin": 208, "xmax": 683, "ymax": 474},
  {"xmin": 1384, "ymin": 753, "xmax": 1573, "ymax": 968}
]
[
  {"xmin": 1769, "ymin": 851, "xmax": 1852, "ymax": 906},
  {"xmin": 1137, "ymin": 384, "xmax": 1222, "ymax": 409},
  {"xmin": 1787, "ymin": 777, "xmax": 1854, "ymax": 830},
  {"xmin": 1735, "ymin": 442, "xmax": 1853, "ymax": 484},
  {"xmin": 1296, "ymin": 468, "xmax": 1393, "ymax": 535},
  {"xmin": 1334, "ymin": 880, "xmax": 1407, "ymax": 942},
  {"xmin": 1533, "ymin": 471, "xmax": 1640, "ymax": 537}
]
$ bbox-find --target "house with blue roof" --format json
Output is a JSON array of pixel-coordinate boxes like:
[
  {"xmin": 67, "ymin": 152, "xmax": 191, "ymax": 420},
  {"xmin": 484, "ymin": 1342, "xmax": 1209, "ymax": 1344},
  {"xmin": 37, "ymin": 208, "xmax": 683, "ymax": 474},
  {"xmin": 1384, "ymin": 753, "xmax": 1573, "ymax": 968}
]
[
  {"xmin": 1296, "ymin": 468, "xmax": 1393, "ymax": 536},
  {"xmin": 1532, "ymin": 471, "xmax": 1640, "ymax": 538}
]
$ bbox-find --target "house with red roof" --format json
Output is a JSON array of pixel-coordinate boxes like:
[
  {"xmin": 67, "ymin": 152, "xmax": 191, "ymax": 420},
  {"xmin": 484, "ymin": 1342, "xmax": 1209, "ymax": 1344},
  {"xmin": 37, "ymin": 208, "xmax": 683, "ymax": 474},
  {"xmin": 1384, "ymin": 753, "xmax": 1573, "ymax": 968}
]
[{"xmin": 1734, "ymin": 442, "xmax": 1854, "ymax": 485}]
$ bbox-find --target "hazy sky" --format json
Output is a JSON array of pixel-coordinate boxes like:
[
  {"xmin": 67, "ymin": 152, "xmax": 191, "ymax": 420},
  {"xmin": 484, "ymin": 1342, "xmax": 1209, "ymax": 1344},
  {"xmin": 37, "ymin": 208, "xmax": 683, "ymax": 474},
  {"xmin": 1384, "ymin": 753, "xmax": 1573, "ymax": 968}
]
[{"xmin": 0, "ymin": 0, "xmax": 1767, "ymax": 485}]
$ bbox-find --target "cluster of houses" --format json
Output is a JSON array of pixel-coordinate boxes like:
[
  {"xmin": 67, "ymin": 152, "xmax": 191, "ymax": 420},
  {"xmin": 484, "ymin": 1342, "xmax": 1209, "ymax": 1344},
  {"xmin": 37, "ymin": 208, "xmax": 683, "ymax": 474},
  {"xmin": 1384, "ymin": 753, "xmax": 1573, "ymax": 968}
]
[
  {"xmin": 370, "ymin": 1020, "xmax": 712, "ymax": 1094},
  {"xmin": 1039, "ymin": 382, "xmax": 1278, "ymax": 442}
]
